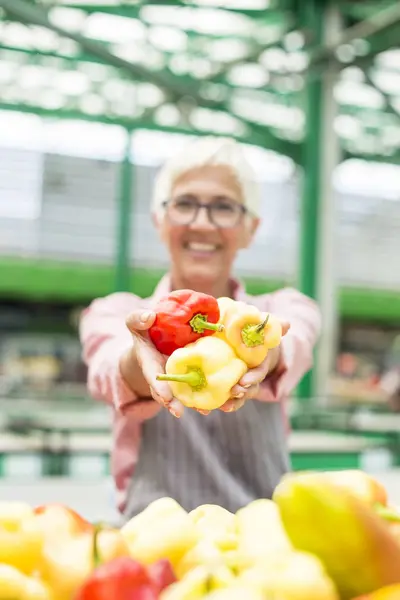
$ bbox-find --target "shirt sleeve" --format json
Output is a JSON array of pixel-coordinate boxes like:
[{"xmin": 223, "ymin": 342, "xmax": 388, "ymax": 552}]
[
  {"xmin": 257, "ymin": 288, "xmax": 322, "ymax": 402},
  {"xmin": 79, "ymin": 293, "xmax": 160, "ymax": 421}
]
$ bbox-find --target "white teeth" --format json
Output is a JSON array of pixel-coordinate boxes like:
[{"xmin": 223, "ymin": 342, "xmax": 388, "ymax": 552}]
[{"xmin": 187, "ymin": 242, "xmax": 217, "ymax": 251}]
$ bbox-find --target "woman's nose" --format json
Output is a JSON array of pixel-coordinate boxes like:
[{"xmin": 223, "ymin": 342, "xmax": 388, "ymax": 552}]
[{"xmin": 190, "ymin": 206, "xmax": 215, "ymax": 230}]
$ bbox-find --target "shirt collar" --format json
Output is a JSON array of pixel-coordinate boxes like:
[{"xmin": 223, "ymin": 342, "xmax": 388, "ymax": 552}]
[{"xmin": 152, "ymin": 273, "xmax": 246, "ymax": 302}]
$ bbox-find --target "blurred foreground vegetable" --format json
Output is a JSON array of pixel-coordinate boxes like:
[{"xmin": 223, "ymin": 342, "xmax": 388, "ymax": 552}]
[{"xmin": 274, "ymin": 472, "xmax": 400, "ymax": 599}]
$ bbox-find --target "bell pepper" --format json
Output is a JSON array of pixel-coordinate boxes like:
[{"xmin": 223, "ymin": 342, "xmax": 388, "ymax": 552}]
[
  {"xmin": 75, "ymin": 522, "xmax": 176, "ymax": 600},
  {"xmin": 273, "ymin": 472, "xmax": 400, "ymax": 600},
  {"xmin": 157, "ymin": 336, "xmax": 247, "ymax": 411},
  {"xmin": 160, "ymin": 565, "xmax": 236, "ymax": 600},
  {"xmin": 189, "ymin": 505, "xmax": 237, "ymax": 550},
  {"xmin": 237, "ymin": 550, "xmax": 339, "ymax": 600},
  {"xmin": 320, "ymin": 470, "xmax": 388, "ymax": 507},
  {"xmin": 147, "ymin": 559, "xmax": 177, "ymax": 595},
  {"xmin": 75, "ymin": 556, "xmax": 159, "ymax": 600},
  {"xmin": 121, "ymin": 497, "xmax": 198, "ymax": 570},
  {"xmin": 0, "ymin": 502, "xmax": 44, "ymax": 575},
  {"xmin": 235, "ymin": 499, "xmax": 292, "ymax": 567},
  {"xmin": 149, "ymin": 290, "xmax": 224, "ymax": 356},
  {"xmin": 0, "ymin": 564, "xmax": 51, "ymax": 600},
  {"xmin": 33, "ymin": 503, "xmax": 93, "ymax": 541},
  {"xmin": 354, "ymin": 584, "xmax": 400, "ymax": 600},
  {"xmin": 37, "ymin": 522, "xmax": 129, "ymax": 600},
  {"xmin": 203, "ymin": 587, "xmax": 265, "ymax": 600},
  {"xmin": 216, "ymin": 297, "xmax": 282, "ymax": 369}
]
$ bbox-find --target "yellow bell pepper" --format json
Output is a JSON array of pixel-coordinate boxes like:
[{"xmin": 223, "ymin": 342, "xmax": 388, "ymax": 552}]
[
  {"xmin": 189, "ymin": 505, "xmax": 237, "ymax": 550},
  {"xmin": 161, "ymin": 565, "xmax": 236, "ymax": 600},
  {"xmin": 216, "ymin": 297, "xmax": 282, "ymax": 369},
  {"xmin": 238, "ymin": 550, "xmax": 339, "ymax": 600},
  {"xmin": 235, "ymin": 499, "xmax": 292, "ymax": 567},
  {"xmin": 0, "ymin": 564, "xmax": 51, "ymax": 600},
  {"xmin": 320, "ymin": 470, "xmax": 388, "ymax": 507},
  {"xmin": 0, "ymin": 502, "xmax": 44, "ymax": 575},
  {"xmin": 273, "ymin": 472, "xmax": 400, "ymax": 599},
  {"xmin": 121, "ymin": 497, "xmax": 198, "ymax": 570},
  {"xmin": 157, "ymin": 336, "xmax": 247, "ymax": 411},
  {"xmin": 205, "ymin": 586, "xmax": 265, "ymax": 600},
  {"xmin": 354, "ymin": 584, "xmax": 400, "ymax": 600}
]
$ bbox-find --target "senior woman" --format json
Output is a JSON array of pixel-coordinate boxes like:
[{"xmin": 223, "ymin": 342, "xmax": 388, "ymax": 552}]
[{"xmin": 80, "ymin": 136, "xmax": 321, "ymax": 519}]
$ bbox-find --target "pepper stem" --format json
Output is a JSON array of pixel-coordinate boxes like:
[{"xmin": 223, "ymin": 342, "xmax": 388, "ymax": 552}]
[
  {"xmin": 92, "ymin": 522, "xmax": 106, "ymax": 569},
  {"xmin": 241, "ymin": 314, "xmax": 270, "ymax": 348},
  {"xmin": 190, "ymin": 313, "xmax": 224, "ymax": 334},
  {"xmin": 157, "ymin": 367, "xmax": 206, "ymax": 391},
  {"xmin": 374, "ymin": 503, "xmax": 400, "ymax": 523}
]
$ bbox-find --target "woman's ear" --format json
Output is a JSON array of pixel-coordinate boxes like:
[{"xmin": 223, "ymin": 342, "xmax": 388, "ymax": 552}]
[
  {"xmin": 240, "ymin": 217, "xmax": 260, "ymax": 249},
  {"xmin": 152, "ymin": 210, "xmax": 168, "ymax": 245}
]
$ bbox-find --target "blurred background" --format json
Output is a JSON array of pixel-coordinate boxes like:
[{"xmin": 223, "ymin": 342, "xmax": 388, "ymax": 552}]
[{"xmin": 0, "ymin": 0, "xmax": 399, "ymax": 519}]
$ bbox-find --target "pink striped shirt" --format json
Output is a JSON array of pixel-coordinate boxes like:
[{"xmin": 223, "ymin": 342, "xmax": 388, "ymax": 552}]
[{"xmin": 79, "ymin": 275, "xmax": 321, "ymax": 511}]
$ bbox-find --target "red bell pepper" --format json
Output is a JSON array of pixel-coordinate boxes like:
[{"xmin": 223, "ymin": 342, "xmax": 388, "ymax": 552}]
[
  {"xmin": 74, "ymin": 526, "xmax": 176, "ymax": 600},
  {"xmin": 74, "ymin": 556, "xmax": 157, "ymax": 600},
  {"xmin": 147, "ymin": 559, "xmax": 176, "ymax": 594},
  {"xmin": 149, "ymin": 289, "xmax": 224, "ymax": 356}
]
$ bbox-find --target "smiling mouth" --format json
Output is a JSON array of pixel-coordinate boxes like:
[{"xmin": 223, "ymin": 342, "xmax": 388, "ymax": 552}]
[{"xmin": 184, "ymin": 242, "xmax": 221, "ymax": 253}]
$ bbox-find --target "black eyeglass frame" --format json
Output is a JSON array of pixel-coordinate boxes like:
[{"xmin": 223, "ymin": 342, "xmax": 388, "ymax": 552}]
[{"xmin": 161, "ymin": 198, "xmax": 248, "ymax": 228}]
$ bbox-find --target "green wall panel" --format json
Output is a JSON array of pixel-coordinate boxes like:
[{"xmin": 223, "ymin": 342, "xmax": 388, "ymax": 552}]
[{"xmin": 0, "ymin": 257, "xmax": 399, "ymax": 323}]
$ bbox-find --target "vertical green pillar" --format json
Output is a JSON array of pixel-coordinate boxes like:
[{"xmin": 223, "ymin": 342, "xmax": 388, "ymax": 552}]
[
  {"xmin": 297, "ymin": 1, "xmax": 341, "ymax": 400},
  {"xmin": 115, "ymin": 130, "xmax": 133, "ymax": 292},
  {"xmin": 297, "ymin": 2, "xmax": 324, "ymax": 400}
]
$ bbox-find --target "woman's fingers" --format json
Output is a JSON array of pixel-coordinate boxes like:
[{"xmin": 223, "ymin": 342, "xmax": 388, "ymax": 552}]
[
  {"xmin": 219, "ymin": 397, "xmax": 247, "ymax": 413},
  {"xmin": 230, "ymin": 382, "xmax": 260, "ymax": 400},
  {"xmin": 134, "ymin": 335, "xmax": 185, "ymax": 418},
  {"xmin": 126, "ymin": 309, "xmax": 156, "ymax": 333},
  {"xmin": 281, "ymin": 320, "xmax": 291, "ymax": 336}
]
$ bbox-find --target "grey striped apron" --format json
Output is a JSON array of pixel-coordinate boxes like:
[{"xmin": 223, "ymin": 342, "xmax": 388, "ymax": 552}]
[{"xmin": 123, "ymin": 400, "xmax": 290, "ymax": 519}]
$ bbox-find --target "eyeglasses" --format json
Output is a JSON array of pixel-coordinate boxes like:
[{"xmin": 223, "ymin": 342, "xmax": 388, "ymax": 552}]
[{"xmin": 163, "ymin": 196, "xmax": 247, "ymax": 228}]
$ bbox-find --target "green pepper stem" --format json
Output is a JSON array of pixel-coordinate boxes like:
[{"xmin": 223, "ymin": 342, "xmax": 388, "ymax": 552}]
[
  {"xmin": 190, "ymin": 313, "xmax": 224, "ymax": 334},
  {"xmin": 92, "ymin": 522, "xmax": 105, "ymax": 569},
  {"xmin": 241, "ymin": 314, "xmax": 270, "ymax": 348},
  {"xmin": 157, "ymin": 367, "xmax": 206, "ymax": 391},
  {"xmin": 374, "ymin": 503, "xmax": 400, "ymax": 522},
  {"xmin": 255, "ymin": 314, "xmax": 270, "ymax": 332}
]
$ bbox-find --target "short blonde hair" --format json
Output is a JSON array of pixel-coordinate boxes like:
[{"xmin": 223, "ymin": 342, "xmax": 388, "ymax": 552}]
[{"xmin": 152, "ymin": 136, "xmax": 261, "ymax": 217}]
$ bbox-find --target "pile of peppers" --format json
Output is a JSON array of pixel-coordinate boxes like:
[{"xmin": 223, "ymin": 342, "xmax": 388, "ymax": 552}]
[
  {"xmin": 0, "ymin": 501, "xmax": 176, "ymax": 600},
  {"xmin": 2, "ymin": 471, "xmax": 400, "ymax": 600},
  {"xmin": 149, "ymin": 290, "xmax": 283, "ymax": 411}
]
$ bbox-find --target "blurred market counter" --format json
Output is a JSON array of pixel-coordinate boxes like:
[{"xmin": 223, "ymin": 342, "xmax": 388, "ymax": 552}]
[
  {"xmin": 0, "ymin": 395, "xmax": 399, "ymax": 478},
  {"xmin": 0, "ymin": 427, "xmax": 394, "ymax": 479}
]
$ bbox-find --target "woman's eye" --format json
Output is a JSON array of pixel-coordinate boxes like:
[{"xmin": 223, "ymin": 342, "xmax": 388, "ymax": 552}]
[
  {"xmin": 176, "ymin": 200, "xmax": 196, "ymax": 211},
  {"xmin": 214, "ymin": 202, "xmax": 236, "ymax": 213}
]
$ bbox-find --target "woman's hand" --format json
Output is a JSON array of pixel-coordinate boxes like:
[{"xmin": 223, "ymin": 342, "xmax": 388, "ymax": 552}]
[
  {"xmin": 219, "ymin": 319, "xmax": 291, "ymax": 413},
  {"xmin": 122, "ymin": 310, "xmax": 185, "ymax": 418},
  {"xmin": 122, "ymin": 310, "xmax": 290, "ymax": 418},
  {"xmin": 123, "ymin": 309, "xmax": 210, "ymax": 418}
]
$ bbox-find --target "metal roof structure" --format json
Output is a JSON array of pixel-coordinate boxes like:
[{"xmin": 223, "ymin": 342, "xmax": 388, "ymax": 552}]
[{"xmin": 0, "ymin": 0, "xmax": 399, "ymax": 166}]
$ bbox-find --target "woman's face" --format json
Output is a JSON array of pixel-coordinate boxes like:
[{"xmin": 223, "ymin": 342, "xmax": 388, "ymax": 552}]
[{"xmin": 155, "ymin": 165, "xmax": 259, "ymax": 291}]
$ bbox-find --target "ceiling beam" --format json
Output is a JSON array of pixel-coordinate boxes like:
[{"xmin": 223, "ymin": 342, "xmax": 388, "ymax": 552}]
[
  {"xmin": 0, "ymin": 99, "xmax": 298, "ymax": 159},
  {"xmin": 309, "ymin": 2, "xmax": 400, "ymax": 69},
  {"xmin": 363, "ymin": 71, "xmax": 400, "ymax": 121},
  {"xmin": 2, "ymin": 100, "xmax": 398, "ymax": 165},
  {"xmin": 0, "ymin": 0, "xmax": 300, "ymax": 161},
  {"xmin": 340, "ymin": 0, "xmax": 398, "ymax": 22},
  {"xmin": 0, "ymin": 42, "xmax": 294, "ymax": 96},
  {"xmin": 35, "ymin": 0, "xmax": 294, "ymax": 19}
]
